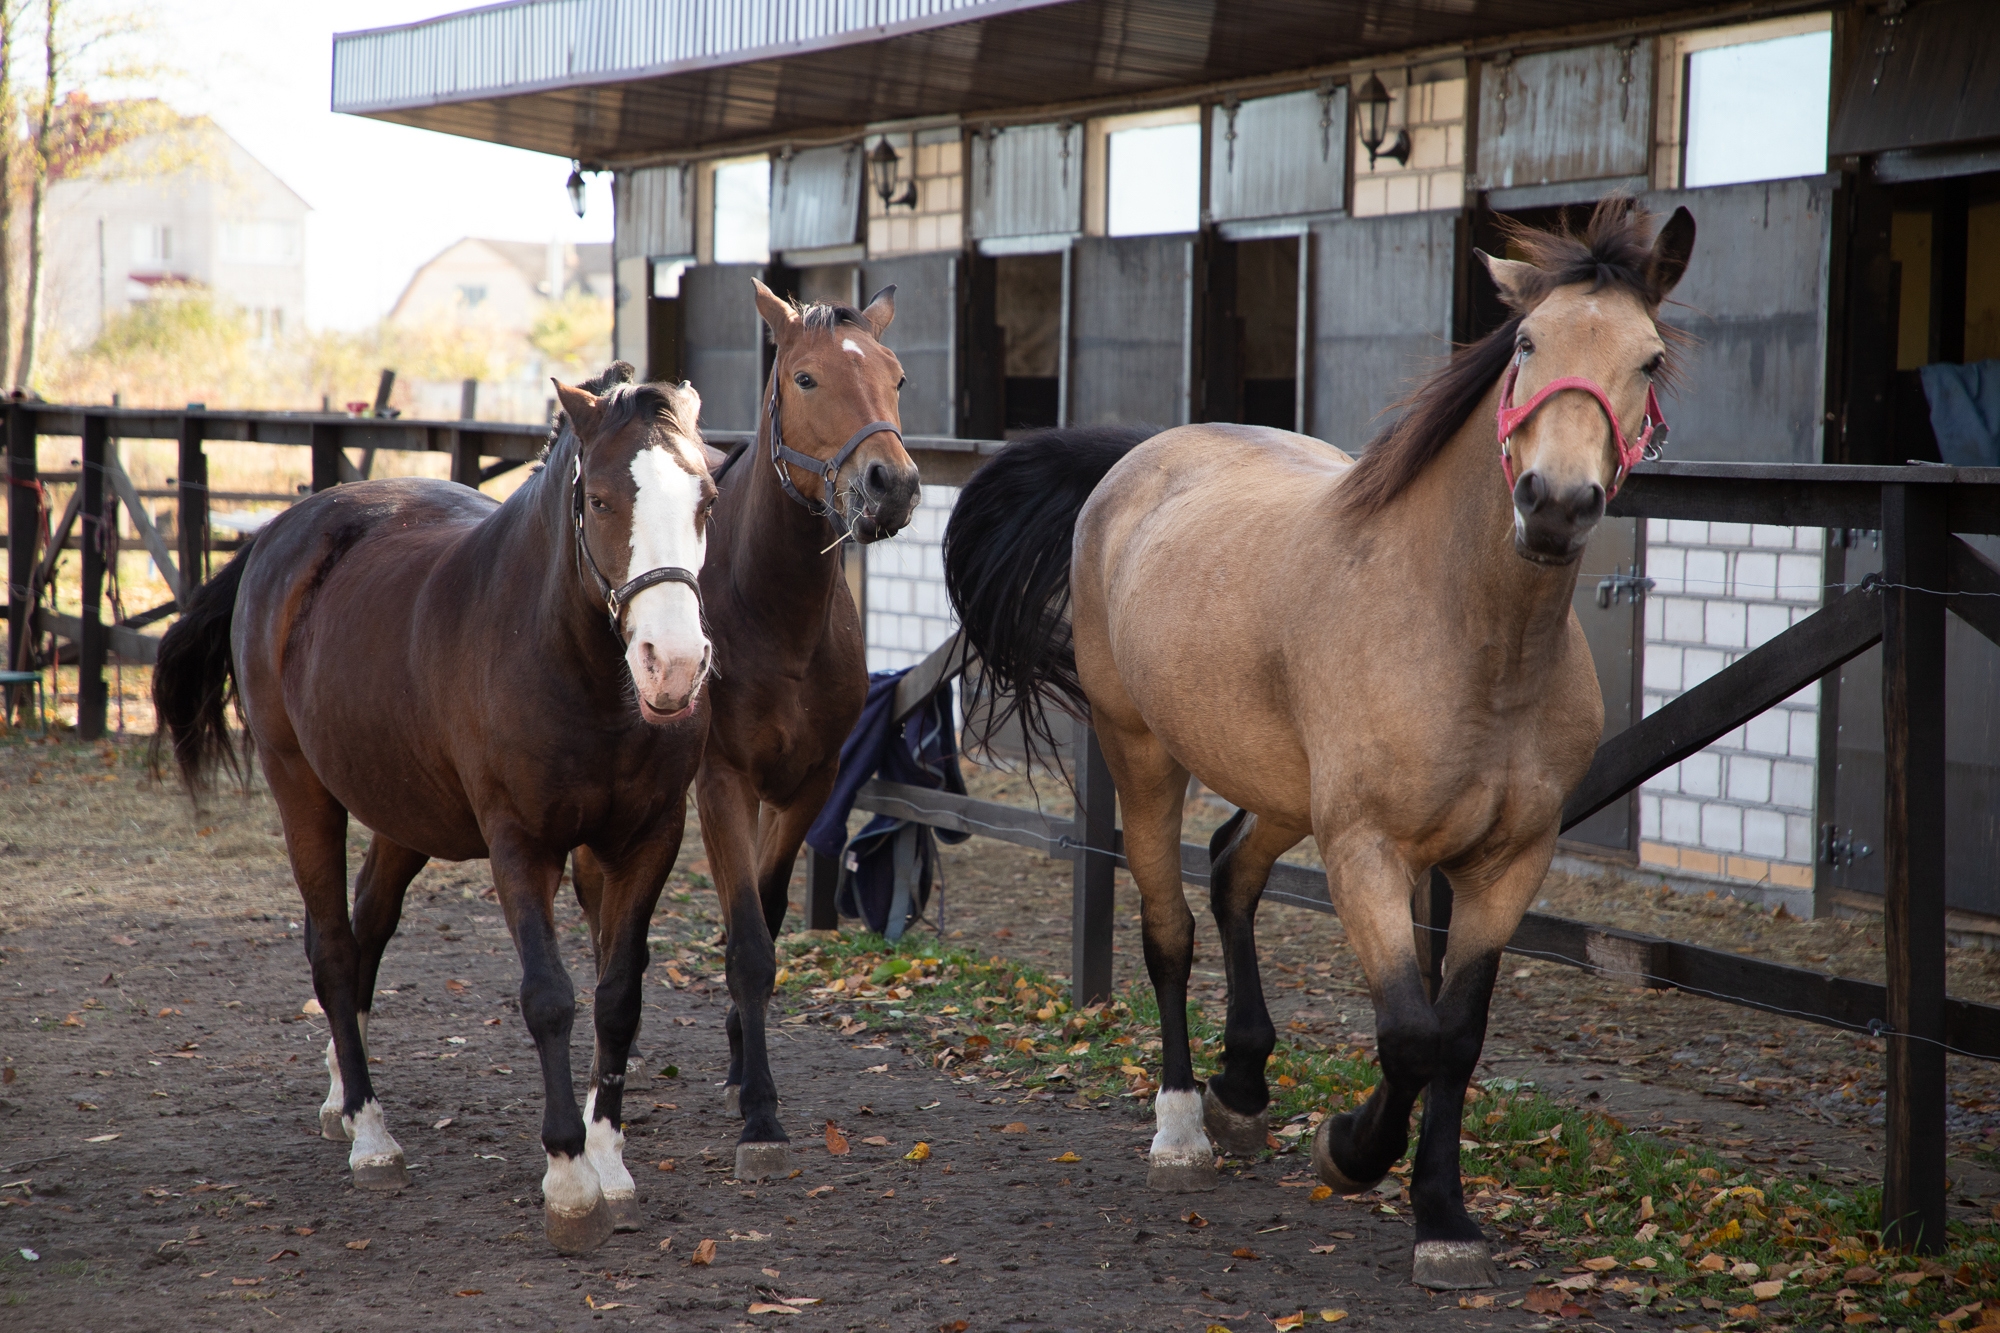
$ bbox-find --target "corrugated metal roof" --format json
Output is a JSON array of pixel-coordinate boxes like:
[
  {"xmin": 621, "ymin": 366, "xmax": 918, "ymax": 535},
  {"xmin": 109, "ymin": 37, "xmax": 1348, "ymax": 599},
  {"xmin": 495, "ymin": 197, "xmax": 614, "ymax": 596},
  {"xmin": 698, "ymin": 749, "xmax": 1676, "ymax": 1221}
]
[
  {"xmin": 332, "ymin": 0, "xmax": 1044, "ymax": 115},
  {"xmin": 332, "ymin": 0, "xmax": 1720, "ymax": 163}
]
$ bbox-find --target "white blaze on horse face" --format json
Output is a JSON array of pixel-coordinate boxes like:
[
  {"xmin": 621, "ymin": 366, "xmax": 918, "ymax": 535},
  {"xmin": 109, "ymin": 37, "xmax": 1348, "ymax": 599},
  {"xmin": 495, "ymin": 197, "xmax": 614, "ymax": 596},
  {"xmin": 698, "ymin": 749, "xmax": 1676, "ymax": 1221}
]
[
  {"xmin": 1150, "ymin": 1088, "xmax": 1213, "ymax": 1168},
  {"xmin": 841, "ymin": 337, "xmax": 865, "ymax": 358},
  {"xmin": 582, "ymin": 1089, "xmax": 636, "ymax": 1203},
  {"xmin": 624, "ymin": 444, "xmax": 709, "ymax": 718}
]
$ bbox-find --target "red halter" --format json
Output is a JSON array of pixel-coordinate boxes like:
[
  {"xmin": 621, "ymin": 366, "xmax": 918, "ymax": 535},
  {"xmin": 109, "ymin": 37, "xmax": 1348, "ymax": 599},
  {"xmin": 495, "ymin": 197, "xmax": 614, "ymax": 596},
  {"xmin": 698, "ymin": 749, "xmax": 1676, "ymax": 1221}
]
[{"xmin": 1495, "ymin": 355, "xmax": 1667, "ymax": 497}]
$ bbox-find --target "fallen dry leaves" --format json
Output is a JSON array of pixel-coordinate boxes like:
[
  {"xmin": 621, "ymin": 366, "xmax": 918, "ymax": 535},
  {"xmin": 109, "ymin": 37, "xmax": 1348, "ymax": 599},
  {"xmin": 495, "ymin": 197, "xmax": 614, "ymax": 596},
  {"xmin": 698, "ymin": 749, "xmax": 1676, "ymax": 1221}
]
[
  {"xmin": 691, "ymin": 1238, "xmax": 717, "ymax": 1266},
  {"xmin": 824, "ymin": 1121, "xmax": 849, "ymax": 1155}
]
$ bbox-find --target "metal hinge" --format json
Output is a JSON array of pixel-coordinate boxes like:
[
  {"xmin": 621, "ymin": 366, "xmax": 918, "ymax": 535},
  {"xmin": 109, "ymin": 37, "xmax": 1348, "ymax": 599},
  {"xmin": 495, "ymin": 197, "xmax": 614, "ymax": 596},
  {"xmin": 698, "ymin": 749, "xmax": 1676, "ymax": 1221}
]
[
  {"xmin": 1821, "ymin": 824, "xmax": 1874, "ymax": 868},
  {"xmin": 1595, "ymin": 565, "xmax": 1654, "ymax": 609}
]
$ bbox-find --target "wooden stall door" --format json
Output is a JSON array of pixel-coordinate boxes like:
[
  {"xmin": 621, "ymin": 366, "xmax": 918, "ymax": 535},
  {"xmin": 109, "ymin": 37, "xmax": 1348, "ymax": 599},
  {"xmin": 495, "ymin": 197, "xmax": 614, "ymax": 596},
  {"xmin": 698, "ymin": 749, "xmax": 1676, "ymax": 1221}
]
[
  {"xmin": 1566, "ymin": 517, "xmax": 1643, "ymax": 853},
  {"xmin": 1065, "ymin": 234, "xmax": 1196, "ymax": 429},
  {"xmin": 1306, "ymin": 212, "xmax": 1455, "ymax": 453},
  {"xmin": 861, "ymin": 253, "xmax": 959, "ymax": 437},
  {"xmin": 679, "ymin": 263, "xmax": 767, "ymax": 432}
]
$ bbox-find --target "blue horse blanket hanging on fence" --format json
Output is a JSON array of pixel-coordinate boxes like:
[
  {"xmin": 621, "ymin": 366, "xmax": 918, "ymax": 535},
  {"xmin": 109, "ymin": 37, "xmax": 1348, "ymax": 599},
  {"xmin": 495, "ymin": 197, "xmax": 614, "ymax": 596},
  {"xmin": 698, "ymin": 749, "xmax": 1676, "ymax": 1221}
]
[{"xmin": 805, "ymin": 667, "xmax": 968, "ymax": 940}]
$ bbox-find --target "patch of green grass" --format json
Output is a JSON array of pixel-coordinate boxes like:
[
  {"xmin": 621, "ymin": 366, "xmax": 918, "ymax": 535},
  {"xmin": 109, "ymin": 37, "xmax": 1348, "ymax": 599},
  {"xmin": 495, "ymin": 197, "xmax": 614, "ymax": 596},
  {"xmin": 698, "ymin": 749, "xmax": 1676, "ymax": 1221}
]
[{"xmin": 775, "ymin": 928, "xmax": 2000, "ymax": 1329}]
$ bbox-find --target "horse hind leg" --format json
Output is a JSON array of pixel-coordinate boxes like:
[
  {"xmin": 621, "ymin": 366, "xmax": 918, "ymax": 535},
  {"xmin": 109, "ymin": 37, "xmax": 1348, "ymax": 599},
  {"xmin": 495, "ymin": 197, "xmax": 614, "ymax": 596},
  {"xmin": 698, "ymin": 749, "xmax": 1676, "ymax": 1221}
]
[
  {"xmin": 319, "ymin": 835, "xmax": 428, "ymax": 1143},
  {"xmin": 1202, "ymin": 808, "xmax": 1296, "ymax": 1158}
]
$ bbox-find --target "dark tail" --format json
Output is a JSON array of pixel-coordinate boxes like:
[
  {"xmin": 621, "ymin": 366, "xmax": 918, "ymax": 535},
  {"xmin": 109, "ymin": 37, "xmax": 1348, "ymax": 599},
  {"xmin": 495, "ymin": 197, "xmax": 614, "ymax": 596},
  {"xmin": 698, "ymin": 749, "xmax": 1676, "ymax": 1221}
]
[
  {"xmin": 150, "ymin": 536, "xmax": 258, "ymax": 793},
  {"xmin": 942, "ymin": 424, "xmax": 1151, "ymax": 767}
]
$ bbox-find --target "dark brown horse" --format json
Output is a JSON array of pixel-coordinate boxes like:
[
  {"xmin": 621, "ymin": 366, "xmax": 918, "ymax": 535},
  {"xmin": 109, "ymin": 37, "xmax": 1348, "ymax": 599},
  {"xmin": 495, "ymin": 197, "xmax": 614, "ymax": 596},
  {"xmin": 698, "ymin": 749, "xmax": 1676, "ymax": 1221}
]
[
  {"xmin": 580, "ymin": 279, "xmax": 921, "ymax": 1179},
  {"xmin": 947, "ymin": 201, "xmax": 1693, "ymax": 1289},
  {"xmin": 152, "ymin": 376, "xmax": 717, "ymax": 1255}
]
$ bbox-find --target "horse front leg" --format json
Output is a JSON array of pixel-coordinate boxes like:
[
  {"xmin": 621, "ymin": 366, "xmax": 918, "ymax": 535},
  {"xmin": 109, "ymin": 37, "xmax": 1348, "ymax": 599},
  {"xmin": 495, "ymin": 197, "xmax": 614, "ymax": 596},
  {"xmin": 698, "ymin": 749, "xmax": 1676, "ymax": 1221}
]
[
  {"xmin": 581, "ymin": 827, "xmax": 687, "ymax": 1234},
  {"xmin": 696, "ymin": 763, "xmax": 791, "ymax": 1179},
  {"xmin": 1404, "ymin": 851, "xmax": 1549, "ymax": 1291},
  {"xmin": 1311, "ymin": 844, "xmax": 1439, "ymax": 1198},
  {"xmin": 490, "ymin": 836, "xmax": 609, "ymax": 1254},
  {"xmin": 1204, "ymin": 808, "xmax": 1304, "ymax": 1158}
]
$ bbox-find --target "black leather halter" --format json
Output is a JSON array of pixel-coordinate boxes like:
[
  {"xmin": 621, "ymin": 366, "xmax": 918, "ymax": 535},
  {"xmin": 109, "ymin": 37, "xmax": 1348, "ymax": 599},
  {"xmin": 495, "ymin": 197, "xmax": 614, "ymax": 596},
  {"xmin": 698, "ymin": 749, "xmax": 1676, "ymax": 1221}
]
[
  {"xmin": 570, "ymin": 451, "xmax": 705, "ymax": 640},
  {"xmin": 767, "ymin": 384, "xmax": 902, "ymax": 519}
]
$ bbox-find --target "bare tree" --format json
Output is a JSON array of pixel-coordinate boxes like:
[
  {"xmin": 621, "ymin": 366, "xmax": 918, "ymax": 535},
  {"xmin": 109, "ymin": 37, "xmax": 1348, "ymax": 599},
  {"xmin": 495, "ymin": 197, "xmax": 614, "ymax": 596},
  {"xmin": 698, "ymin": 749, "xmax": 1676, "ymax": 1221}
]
[
  {"xmin": 14, "ymin": 0, "xmax": 54, "ymax": 387},
  {"xmin": 0, "ymin": 2, "xmax": 22, "ymax": 388}
]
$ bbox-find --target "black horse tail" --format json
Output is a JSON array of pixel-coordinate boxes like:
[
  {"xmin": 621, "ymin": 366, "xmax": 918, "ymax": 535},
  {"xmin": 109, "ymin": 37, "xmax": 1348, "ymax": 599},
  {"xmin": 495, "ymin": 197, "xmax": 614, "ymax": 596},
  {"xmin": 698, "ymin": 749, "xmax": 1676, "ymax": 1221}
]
[
  {"xmin": 150, "ymin": 535, "xmax": 257, "ymax": 794},
  {"xmin": 942, "ymin": 424, "xmax": 1152, "ymax": 767}
]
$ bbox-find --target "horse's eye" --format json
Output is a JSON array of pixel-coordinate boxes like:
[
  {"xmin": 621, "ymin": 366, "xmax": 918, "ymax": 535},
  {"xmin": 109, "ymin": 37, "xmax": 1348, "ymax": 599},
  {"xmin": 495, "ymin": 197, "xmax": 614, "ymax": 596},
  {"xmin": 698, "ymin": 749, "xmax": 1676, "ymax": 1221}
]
[
  {"xmin": 794, "ymin": 372, "xmax": 816, "ymax": 389},
  {"xmin": 589, "ymin": 495, "xmax": 609, "ymax": 513},
  {"xmin": 897, "ymin": 375, "xmax": 907, "ymax": 391},
  {"xmin": 1516, "ymin": 336, "xmax": 1534, "ymax": 357},
  {"xmin": 1644, "ymin": 354, "xmax": 1665, "ymax": 379}
]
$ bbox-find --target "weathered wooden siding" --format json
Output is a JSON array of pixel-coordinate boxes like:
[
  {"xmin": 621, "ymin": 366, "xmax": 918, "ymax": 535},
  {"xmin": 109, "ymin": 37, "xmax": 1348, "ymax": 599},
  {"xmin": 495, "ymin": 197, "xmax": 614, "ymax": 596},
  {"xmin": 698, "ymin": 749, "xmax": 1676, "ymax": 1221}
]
[
  {"xmin": 681, "ymin": 262, "xmax": 766, "ymax": 432},
  {"xmin": 1642, "ymin": 176, "xmax": 1829, "ymax": 466},
  {"xmin": 1065, "ymin": 235, "xmax": 1194, "ymax": 429},
  {"xmin": 862, "ymin": 252, "xmax": 959, "ymax": 436},
  {"xmin": 614, "ymin": 164, "xmax": 695, "ymax": 260},
  {"xmin": 1208, "ymin": 86, "xmax": 1347, "ymax": 223},
  {"xmin": 1306, "ymin": 211, "xmax": 1454, "ymax": 453},
  {"xmin": 771, "ymin": 143, "xmax": 864, "ymax": 253},
  {"xmin": 1473, "ymin": 41, "xmax": 1652, "ymax": 192},
  {"xmin": 969, "ymin": 123, "xmax": 1082, "ymax": 241}
]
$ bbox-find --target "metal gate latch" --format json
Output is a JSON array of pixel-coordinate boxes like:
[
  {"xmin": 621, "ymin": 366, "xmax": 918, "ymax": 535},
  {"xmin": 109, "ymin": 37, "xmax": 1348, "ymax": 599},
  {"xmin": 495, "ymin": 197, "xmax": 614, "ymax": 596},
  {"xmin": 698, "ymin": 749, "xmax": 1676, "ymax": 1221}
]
[
  {"xmin": 1595, "ymin": 565, "xmax": 1655, "ymax": 609},
  {"xmin": 1821, "ymin": 824, "xmax": 1874, "ymax": 868}
]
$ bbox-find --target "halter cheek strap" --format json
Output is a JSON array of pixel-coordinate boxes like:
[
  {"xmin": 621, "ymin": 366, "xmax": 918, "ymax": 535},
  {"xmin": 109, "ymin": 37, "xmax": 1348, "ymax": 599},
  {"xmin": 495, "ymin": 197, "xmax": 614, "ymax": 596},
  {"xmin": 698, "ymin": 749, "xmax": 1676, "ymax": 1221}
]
[
  {"xmin": 768, "ymin": 386, "xmax": 902, "ymax": 519},
  {"xmin": 1495, "ymin": 356, "xmax": 1668, "ymax": 497},
  {"xmin": 571, "ymin": 453, "xmax": 706, "ymax": 640}
]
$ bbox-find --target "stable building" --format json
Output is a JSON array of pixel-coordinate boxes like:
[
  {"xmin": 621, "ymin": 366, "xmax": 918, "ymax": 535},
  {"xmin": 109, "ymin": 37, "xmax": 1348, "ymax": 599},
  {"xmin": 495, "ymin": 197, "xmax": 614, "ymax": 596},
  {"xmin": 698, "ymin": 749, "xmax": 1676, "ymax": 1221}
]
[{"xmin": 331, "ymin": 0, "xmax": 2000, "ymax": 924}]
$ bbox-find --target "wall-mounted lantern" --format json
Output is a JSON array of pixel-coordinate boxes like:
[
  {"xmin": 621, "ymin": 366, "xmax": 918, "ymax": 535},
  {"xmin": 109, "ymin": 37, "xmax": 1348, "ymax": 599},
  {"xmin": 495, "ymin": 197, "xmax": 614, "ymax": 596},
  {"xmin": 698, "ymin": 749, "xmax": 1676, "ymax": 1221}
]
[
  {"xmin": 1354, "ymin": 72, "xmax": 1411, "ymax": 169},
  {"xmin": 869, "ymin": 137, "xmax": 919, "ymax": 209}
]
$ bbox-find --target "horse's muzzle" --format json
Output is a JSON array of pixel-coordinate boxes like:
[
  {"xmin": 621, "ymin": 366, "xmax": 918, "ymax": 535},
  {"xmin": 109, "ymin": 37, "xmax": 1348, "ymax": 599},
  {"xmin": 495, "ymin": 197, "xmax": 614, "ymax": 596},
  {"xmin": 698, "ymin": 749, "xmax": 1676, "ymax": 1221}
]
[
  {"xmin": 850, "ymin": 460, "xmax": 920, "ymax": 543},
  {"xmin": 1511, "ymin": 471, "xmax": 1605, "ymax": 565}
]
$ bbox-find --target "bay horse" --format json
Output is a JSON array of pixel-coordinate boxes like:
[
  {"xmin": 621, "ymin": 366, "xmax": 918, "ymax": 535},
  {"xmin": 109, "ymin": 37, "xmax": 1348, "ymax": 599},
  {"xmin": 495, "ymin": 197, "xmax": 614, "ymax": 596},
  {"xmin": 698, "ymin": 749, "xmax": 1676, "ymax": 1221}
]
[
  {"xmin": 151, "ymin": 376, "xmax": 717, "ymax": 1255},
  {"xmin": 575, "ymin": 279, "xmax": 921, "ymax": 1180},
  {"xmin": 945, "ymin": 200, "xmax": 1694, "ymax": 1289}
]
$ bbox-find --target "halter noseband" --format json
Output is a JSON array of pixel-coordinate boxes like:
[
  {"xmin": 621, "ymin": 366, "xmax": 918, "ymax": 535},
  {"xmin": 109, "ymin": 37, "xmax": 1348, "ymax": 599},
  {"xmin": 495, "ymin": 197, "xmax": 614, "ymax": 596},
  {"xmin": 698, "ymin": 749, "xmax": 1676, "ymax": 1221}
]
[
  {"xmin": 570, "ymin": 451, "xmax": 706, "ymax": 640},
  {"xmin": 1495, "ymin": 353, "xmax": 1667, "ymax": 498},
  {"xmin": 767, "ymin": 384, "xmax": 901, "ymax": 519}
]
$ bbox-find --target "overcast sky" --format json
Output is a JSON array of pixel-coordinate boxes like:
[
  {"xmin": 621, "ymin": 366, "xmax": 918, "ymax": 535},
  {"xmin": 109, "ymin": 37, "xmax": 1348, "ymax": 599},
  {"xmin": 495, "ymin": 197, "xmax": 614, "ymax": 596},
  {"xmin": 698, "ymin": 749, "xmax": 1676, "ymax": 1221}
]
[{"xmin": 137, "ymin": 1, "xmax": 612, "ymax": 331}]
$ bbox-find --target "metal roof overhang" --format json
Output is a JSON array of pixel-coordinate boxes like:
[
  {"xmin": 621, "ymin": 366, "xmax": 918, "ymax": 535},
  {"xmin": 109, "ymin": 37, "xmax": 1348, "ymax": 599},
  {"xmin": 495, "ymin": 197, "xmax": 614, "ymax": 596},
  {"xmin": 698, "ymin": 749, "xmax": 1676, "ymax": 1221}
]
[{"xmin": 332, "ymin": 0, "xmax": 1742, "ymax": 164}]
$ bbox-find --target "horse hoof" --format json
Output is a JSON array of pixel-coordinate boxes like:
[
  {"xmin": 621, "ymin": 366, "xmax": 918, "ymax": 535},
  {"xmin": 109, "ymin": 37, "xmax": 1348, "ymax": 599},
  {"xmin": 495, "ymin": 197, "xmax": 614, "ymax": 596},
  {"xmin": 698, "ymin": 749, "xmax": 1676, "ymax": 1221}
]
[
  {"xmin": 1310, "ymin": 1118, "xmax": 1376, "ymax": 1194},
  {"xmin": 1412, "ymin": 1240, "xmax": 1498, "ymax": 1290},
  {"xmin": 1147, "ymin": 1152, "xmax": 1219, "ymax": 1192},
  {"xmin": 351, "ymin": 1156, "xmax": 408, "ymax": 1192},
  {"xmin": 722, "ymin": 1085, "xmax": 741, "ymax": 1118},
  {"xmin": 734, "ymin": 1142, "xmax": 791, "ymax": 1181},
  {"xmin": 603, "ymin": 1192, "xmax": 642, "ymax": 1234},
  {"xmin": 544, "ymin": 1197, "xmax": 615, "ymax": 1255},
  {"xmin": 321, "ymin": 1108, "xmax": 352, "ymax": 1143},
  {"xmin": 1201, "ymin": 1085, "xmax": 1269, "ymax": 1157}
]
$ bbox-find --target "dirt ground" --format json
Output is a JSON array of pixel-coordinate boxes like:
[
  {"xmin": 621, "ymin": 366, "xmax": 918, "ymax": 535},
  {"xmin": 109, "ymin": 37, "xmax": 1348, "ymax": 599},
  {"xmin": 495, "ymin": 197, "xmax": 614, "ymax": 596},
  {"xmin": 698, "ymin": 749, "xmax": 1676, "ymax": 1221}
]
[{"xmin": 2, "ymin": 735, "xmax": 1998, "ymax": 1331}]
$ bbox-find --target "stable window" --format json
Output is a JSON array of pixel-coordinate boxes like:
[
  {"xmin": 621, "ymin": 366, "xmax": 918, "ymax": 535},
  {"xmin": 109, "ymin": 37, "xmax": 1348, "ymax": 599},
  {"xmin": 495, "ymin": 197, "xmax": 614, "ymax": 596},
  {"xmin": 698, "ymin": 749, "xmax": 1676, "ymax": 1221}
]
[
  {"xmin": 1680, "ymin": 25, "xmax": 1830, "ymax": 188},
  {"xmin": 132, "ymin": 223, "xmax": 171, "ymax": 265},
  {"xmin": 1106, "ymin": 122, "xmax": 1200, "ymax": 237},
  {"xmin": 712, "ymin": 159, "xmax": 771, "ymax": 264}
]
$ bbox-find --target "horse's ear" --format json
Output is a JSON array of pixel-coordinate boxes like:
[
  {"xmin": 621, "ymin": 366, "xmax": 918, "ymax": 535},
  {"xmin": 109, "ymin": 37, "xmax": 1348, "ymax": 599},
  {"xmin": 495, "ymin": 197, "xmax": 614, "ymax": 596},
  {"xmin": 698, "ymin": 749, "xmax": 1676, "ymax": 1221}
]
[
  {"xmin": 553, "ymin": 380, "xmax": 602, "ymax": 439},
  {"xmin": 663, "ymin": 380, "xmax": 703, "ymax": 432},
  {"xmin": 752, "ymin": 277, "xmax": 796, "ymax": 335},
  {"xmin": 1477, "ymin": 249, "xmax": 1537, "ymax": 311},
  {"xmin": 1647, "ymin": 206, "xmax": 1696, "ymax": 302},
  {"xmin": 860, "ymin": 283, "xmax": 896, "ymax": 338}
]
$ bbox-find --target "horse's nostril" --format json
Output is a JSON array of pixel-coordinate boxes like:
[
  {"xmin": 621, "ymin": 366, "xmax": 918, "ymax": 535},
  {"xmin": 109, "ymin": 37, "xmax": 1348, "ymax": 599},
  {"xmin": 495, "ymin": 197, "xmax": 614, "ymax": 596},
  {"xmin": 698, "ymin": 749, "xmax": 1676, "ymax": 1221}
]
[
  {"xmin": 1513, "ymin": 471, "xmax": 1549, "ymax": 513},
  {"xmin": 864, "ymin": 460, "xmax": 892, "ymax": 498}
]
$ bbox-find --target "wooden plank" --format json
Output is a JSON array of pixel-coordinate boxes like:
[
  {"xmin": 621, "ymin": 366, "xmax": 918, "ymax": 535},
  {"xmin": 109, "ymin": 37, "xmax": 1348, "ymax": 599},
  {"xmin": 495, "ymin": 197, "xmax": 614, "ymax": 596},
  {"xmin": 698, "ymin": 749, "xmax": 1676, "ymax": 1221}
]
[
  {"xmin": 77, "ymin": 418, "xmax": 109, "ymax": 738},
  {"xmin": 1880, "ymin": 483, "xmax": 1948, "ymax": 1252},
  {"xmin": 806, "ymin": 851, "xmax": 840, "ymax": 931},
  {"xmin": 177, "ymin": 417, "xmax": 206, "ymax": 592},
  {"xmin": 1948, "ymin": 536, "xmax": 2000, "ymax": 648},
  {"xmin": 890, "ymin": 630, "xmax": 968, "ymax": 724},
  {"xmin": 6, "ymin": 405, "xmax": 36, "ymax": 683},
  {"xmin": 106, "ymin": 453, "xmax": 180, "ymax": 602},
  {"xmin": 1563, "ymin": 584, "xmax": 1883, "ymax": 829},
  {"xmin": 34, "ymin": 608, "xmax": 159, "ymax": 665}
]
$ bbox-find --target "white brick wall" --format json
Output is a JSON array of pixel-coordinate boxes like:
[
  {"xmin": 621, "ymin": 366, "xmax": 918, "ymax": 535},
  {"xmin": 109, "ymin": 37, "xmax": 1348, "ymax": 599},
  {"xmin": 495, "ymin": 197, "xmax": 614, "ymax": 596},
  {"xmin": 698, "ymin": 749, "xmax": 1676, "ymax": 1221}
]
[
  {"xmin": 1638, "ymin": 519, "xmax": 1823, "ymax": 893},
  {"xmin": 865, "ymin": 482, "xmax": 960, "ymax": 670}
]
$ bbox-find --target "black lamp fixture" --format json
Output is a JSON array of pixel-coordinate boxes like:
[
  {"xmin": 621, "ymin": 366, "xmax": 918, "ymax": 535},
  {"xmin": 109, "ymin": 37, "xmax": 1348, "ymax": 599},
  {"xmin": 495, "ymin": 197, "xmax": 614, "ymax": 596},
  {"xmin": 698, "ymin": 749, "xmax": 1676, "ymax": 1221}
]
[
  {"xmin": 869, "ymin": 137, "xmax": 919, "ymax": 209},
  {"xmin": 1354, "ymin": 72, "xmax": 1411, "ymax": 169},
  {"xmin": 565, "ymin": 163, "xmax": 588, "ymax": 218}
]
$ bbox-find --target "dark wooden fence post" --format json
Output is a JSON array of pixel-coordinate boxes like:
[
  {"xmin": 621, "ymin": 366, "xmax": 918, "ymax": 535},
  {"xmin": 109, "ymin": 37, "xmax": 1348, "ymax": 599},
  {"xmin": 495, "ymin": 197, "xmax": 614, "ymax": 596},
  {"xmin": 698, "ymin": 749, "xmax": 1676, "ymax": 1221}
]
[
  {"xmin": 309, "ymin": 422, "xmax": 342, "ymax": 494},
  {"xmin": 176, "ymin": 414, "xmax": 206, "ymax": 594},
  {"xmin": 77, "ymin": 415, "xmax": 109, "ymax": 739},
  {"xmin": 1072, "ymin": 719, "xmax": 1116, "ymax": 1007},
  {"xmin": 806, "ymin": 850, "xmax": 841, "ymax": 931},
  {"xmin": 451, "ymin": 430, "xmax": 483, "ymax": 489},
  {"xmin": 6, "ymin": 404, "xmax": 36, "ymax": 687},
  {"xmin": 1880, "ymin": 482, "xmax": 1948, "ymax": 1252}
]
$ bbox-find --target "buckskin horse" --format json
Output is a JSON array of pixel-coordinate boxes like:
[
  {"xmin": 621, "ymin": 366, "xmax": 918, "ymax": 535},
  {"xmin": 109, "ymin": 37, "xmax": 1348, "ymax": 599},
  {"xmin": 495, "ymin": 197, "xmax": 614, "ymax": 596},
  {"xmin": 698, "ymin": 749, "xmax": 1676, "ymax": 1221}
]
[
  {"xmin": 575, "ymin": 279, "xmax": 921, "ymax": 1180},
  {"xmin": 151, "ymin": 376, "xmax": 717, "ymax": 1255},
  {"xmin": 944, "ymin": 199, "xmax": 1694, "ymax": 1289}
]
